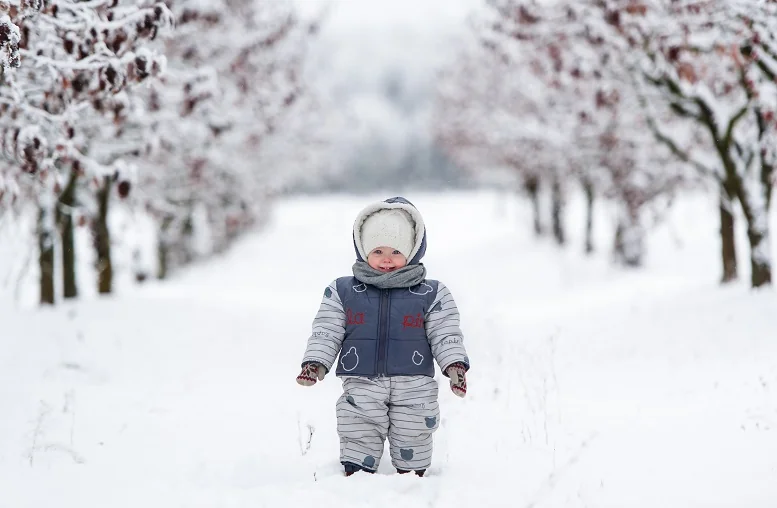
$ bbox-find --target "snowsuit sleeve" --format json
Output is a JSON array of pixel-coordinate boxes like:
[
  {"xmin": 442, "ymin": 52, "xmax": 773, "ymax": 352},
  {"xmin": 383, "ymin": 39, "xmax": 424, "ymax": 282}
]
[
  {"xmin": 425, "ymin": 281, "xmax": 470, "ymax": 376},
  {"xmin": 300, "ymin": 280, "xmax": 346, "ymax": 372}
]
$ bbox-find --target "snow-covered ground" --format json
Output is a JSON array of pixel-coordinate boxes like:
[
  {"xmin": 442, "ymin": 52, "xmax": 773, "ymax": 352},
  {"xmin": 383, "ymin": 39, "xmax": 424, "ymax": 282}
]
[{"xmin": 2, "ymin": 190, "xmax": 776, "ymax": 508}]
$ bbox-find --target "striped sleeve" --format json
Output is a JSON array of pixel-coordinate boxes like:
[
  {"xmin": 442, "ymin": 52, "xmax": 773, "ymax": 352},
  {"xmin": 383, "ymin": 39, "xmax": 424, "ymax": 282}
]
[
  {"xmin": 425, "ymin": 281, "xmax": 470, "ymax": 375},
  {"xmin": 301, "ymin": 280, "xmax": 346, "ymax": 372}
]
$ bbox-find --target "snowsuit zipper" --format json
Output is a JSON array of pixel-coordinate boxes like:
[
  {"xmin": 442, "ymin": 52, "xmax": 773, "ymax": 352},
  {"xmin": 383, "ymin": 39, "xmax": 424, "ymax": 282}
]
[{"xmin": 377, "ymin": 288, "xmax": 390, "ymax": 375}]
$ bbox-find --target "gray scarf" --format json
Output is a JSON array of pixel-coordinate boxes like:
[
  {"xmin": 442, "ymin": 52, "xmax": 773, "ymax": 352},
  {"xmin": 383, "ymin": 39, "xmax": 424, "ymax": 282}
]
[{"xmin": 352, "ymin": 261, "xmax": 426, "ymax": 289}]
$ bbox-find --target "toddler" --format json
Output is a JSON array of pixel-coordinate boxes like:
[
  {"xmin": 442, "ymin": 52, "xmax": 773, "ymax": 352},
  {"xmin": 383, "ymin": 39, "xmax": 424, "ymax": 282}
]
[{"xmin": 296, "ymin": 196, "xmax": 470, "ymax": 477}]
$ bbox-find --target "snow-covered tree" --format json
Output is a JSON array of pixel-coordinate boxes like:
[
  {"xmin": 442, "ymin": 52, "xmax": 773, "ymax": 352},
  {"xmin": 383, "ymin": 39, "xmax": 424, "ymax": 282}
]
[
  {"xmin": 435, "ymin": 0, "xmax": 686, "ymax": 264},
  {"xmin": 600, "ymin": 0, "xmax": 777, "ymax": 286},
  {"xmin": 133, "ymin": 0, "xmax": 314, "ymax": 279},
  {"xmin": 555, "ymin": 1, "xmax": 689, "ymax": 264},
  {"xmin": 435, "ymin": 7, "xmax": 565, "ymax": 240},
  {"xmin": 0, "ymin": 0, "xmax": 172, "ymax": 304}
]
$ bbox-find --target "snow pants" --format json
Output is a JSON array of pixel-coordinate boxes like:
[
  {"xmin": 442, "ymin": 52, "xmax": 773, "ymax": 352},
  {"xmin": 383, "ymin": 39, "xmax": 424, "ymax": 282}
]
[{"xmin": 337, "ymin": 375, "xmax": 440, "ymax": 472}]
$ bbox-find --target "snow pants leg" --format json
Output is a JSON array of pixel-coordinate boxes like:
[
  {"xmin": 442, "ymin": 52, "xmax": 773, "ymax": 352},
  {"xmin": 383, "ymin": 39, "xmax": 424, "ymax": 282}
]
[
  {"xmin": 336, "ymin": 375, "xmax": 439, "ymax": 472},
  {"xmin": 386, "ymin": 375, "xmax": 440, "ymax": 471},
  {"xmin": 337, "ymin": 377, "xmax": 390, "ymax": 472}
]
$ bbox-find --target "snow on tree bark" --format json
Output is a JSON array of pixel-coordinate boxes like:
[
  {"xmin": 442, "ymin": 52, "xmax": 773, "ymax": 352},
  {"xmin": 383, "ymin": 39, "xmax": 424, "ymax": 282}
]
[
  {"xmin": 719, "ymin": 180, "xmax": 738, "ymax": 283},
  {"xmin": 582, "ymin": 176, "xmax": 596, "ymax": 254},
  {"xmin": 551, "ymin": 176, "xmax": 565, "ymax": 246},
  {"xmin": 93, "ymin": 175, "xmax": 112, "ymax": 294}
]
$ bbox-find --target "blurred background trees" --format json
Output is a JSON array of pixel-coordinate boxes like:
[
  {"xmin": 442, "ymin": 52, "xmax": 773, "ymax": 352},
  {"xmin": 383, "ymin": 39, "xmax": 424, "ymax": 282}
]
[
  {"xmin": 434, "ymin": 0, "xmax": 776, "ymax": 285},
  {"xmin": 1, "ymin": 0, "xmax": 775, "ymax": 306}
]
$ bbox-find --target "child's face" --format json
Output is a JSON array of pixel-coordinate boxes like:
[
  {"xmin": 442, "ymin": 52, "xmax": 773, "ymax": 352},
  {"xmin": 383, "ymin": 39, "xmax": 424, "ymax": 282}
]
[{"xmin": 367, "ymin": 246, "xmax": 408, "ymax": 272}]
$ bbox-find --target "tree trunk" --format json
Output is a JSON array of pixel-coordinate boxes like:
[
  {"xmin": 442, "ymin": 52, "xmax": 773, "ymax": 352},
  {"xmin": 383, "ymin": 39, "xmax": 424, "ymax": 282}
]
[
  {"xmin": 746, "ymin": 222, "xmax": 771, "ymax": 287},
  {"xmin": 613, "ymin": 205, "xmax": 644, "ymax": 268},
  {"xmin": 58, "ymin": 173, "xmax": 79, "ymax": 299},
  {"xmin": 93, "ymin": 176, "xmax": 113, "ymax": 294},
  {"xmin": 157, "ymin": 215, "xmax": 174, "ymax": 280},
  {"xmin": 583, "ymin": 178, "xmax": 595, "ymax": 254},
  {"xmin": 157, "ymin": 240, "xmax": 169, "ymax": 280},
  {"xmin": 181, "ymin": 214, "xmax": 194, "ymax": 263},
  {"xmin": 719, "ymin": 180, "xmax": 738, "ymax": 284},
  {"xmin": 523, "ymin": 175, "xmax": 543, "ymax": 236},
  {"xmin": 735, "ymin": 179, "xmax": 771, "ymax": 287},
  {"xmin": 550, "ymin": 177, "xmax": 565, "ymax": 246},
  {"xmin": 38, "ymin": 201, "xmax": 56, "ymax": 305}
]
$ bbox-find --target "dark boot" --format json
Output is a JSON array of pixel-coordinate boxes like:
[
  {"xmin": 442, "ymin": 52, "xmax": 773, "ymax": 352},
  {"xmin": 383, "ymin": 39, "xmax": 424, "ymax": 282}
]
[
  {"xmin": 396, "ymin": 468, "xmax": 425, "ymax": 477},
  {"xmin": 344, "ymin": 462, "xmax": 375, "ymax": 477}
]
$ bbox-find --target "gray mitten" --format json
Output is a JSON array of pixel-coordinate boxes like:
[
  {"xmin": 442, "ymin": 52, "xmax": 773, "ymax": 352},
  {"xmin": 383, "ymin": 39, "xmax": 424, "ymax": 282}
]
[
  {"xmin": 296, "ymin": 362, "xmax": 327, "ymax": 386},
  {"xmin": 445, "ymin": 362, "xmax": 467, "ymax": 398}
]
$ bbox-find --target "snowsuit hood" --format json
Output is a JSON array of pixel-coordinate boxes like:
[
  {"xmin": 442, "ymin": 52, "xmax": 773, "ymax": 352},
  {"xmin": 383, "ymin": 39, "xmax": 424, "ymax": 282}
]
[{"xmin": 352, "ymin": 197, "xmax": 427, "ymax": 265}]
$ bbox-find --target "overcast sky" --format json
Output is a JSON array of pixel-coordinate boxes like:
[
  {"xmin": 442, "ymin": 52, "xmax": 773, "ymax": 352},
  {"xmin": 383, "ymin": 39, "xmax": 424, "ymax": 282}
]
[
  {"xmin": 294, "ymin": 0, "xmax": 477, "ymax": 31},
  {"xmin": 294, "ymin": 0, "xmax": 480, "ymax": 93},
  {"xmin": 290, "ymin": 0, "xmax": 483, "ymax": 187}
]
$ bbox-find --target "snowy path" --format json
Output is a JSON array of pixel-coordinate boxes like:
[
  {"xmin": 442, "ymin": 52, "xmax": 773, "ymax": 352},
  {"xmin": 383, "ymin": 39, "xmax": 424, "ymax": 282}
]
[{"xmin": 3, "ymin": 191, "xmax": 777, "ymax": 507}]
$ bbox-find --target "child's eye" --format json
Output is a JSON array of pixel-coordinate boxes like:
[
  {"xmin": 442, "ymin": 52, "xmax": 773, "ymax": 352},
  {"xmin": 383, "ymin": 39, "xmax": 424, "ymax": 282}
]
[
  {"xmin": 373, "ymin": 250, "xmax": 382, "ymax": 255},
  {"xmin": 392, "ymin": 250, "xmax": 400, "ymax": 255}
]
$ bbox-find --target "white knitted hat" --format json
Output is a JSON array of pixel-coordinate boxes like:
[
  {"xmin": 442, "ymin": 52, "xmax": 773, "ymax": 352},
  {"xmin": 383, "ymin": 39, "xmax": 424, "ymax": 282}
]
[{"xmin": 360, "ymin": 209, "xmax": 415, "ymax": 259}]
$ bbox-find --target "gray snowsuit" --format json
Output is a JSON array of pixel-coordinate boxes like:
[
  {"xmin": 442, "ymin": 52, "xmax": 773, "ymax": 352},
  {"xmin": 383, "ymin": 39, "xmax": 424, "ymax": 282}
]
[{"xmin": 300, "ymin": 197, "xmax": 469, "ymax": 472}]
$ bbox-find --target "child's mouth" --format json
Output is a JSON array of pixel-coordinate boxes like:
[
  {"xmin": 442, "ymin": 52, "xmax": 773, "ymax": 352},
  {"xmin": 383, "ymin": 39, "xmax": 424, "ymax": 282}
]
[{"xmin": 378, "ymin": 266, "xmax": 396, "ymax": 272}]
